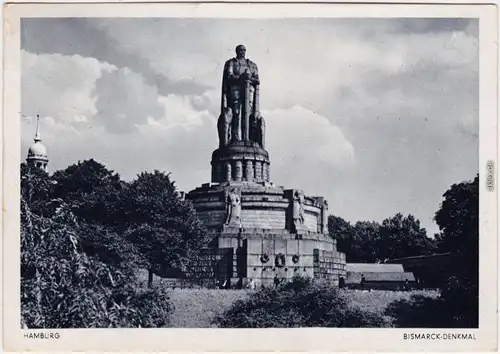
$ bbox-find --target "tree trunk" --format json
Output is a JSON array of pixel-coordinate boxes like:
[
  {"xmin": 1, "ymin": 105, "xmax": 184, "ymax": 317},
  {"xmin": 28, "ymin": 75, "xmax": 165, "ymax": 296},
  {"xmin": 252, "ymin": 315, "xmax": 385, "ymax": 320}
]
[{"xmin": 148, "ymin": 268, "xmax": 153, "ymax": 288}]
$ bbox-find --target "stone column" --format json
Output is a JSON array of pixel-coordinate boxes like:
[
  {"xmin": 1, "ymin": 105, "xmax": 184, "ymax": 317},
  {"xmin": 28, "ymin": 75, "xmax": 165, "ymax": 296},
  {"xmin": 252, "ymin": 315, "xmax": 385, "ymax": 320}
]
[
  {"xmin": 235, "ymin": 160, "xmax": 243, "ymax": 181},
  {"xmin": 245, "ymin": 160, "xmax": 254, "ymax": 182},
  {"xmin": 266, "ymin": 163, "xmax": 270, "ymax": 181},
  {"xmin": 225, "ymin": 162, "xmax": 232, "ymax": 182},
  {"xmin": 261, "ymin": 163, "xmax": 268, "ymax": 182},
  {"xmin": 254, "ymin": 161, "xmax": 262, "ymax": 181},
  {"xmin": 214, "ymin": 163, "xmax": 223, "ymax": 183}
]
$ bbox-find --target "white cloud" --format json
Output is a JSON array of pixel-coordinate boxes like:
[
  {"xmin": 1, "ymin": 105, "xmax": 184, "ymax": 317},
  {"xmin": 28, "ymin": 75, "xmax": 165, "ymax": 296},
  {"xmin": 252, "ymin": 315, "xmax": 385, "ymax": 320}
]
[
  {"xmin": 92, "ymin": 66, "xmax": 164, "ymax": 134},
  {"xmin": 22, "ymin": 51, "xmax": 113, "ymax": 124},
  {"xmin": 265, "ymin": 106, "xmax": 354, "ymax": 165}
]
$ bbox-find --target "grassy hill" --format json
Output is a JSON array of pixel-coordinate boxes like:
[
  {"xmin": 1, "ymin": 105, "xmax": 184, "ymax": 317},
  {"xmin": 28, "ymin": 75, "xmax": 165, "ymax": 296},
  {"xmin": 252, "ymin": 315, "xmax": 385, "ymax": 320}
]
[
  {"xmin": 166, "ymin": 288, "xmax": 439, "ymax": 328},
  {"xmin": 168, "ymin": 289, "xmax": 249, "ymax": 327}
]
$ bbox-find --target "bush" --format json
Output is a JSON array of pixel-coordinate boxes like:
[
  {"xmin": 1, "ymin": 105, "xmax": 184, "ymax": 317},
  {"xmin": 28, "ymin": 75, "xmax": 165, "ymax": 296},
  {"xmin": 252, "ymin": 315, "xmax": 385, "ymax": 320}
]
[
  {"xmin": 439, "ymin": 275, "xmax": 478, "ymax": 327},
  {"xmin": 434, "ymin": 175, "xmax": 478, "ymax": 328},
  {"xmin": 385, "ymin": 295, "xmax": 448, "ymax": 328},
  {"xmin": 215, "ymin": 276, "xmax": 389, "ymax": 328},
  {"xmin": 21, "ymin": 199, "xmax": 172, "ymax": 328}
]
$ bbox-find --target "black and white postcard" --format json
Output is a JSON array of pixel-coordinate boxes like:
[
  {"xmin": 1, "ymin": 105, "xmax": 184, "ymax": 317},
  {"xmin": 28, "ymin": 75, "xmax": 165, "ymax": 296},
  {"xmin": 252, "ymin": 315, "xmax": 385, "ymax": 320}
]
[{"xmin": 2, "ymin": 1, "xmax": 498, "ymax": 352}]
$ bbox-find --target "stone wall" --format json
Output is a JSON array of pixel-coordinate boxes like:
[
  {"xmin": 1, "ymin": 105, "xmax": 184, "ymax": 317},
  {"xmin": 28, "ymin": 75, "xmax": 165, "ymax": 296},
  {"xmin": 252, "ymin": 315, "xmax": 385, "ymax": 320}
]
[
  {"xmin": 313, "ymin": 249, "xmax": 347, "ymax": 285},
  {"xmin": 186, "ymin": 247, "xmax": 234, "ymax": 281},
  {"xmin": 196, "ymin": 210, "xmax": 226, "ymax": 227},
  {"xmin": 187, "ymin": 183, "xmax": 329, "ymax": 234},
  {"xmin": 303, "ymin": 212, "xmax": 318, "ymax": 231},
  {"xmin": 244, "ymin": 237, "xmax": 345, "ymax": 288},
  {"xmin": 181, "ymin": 233, "xmax": 346, "ymax": 289},
  {"xmin": 241, "ymin": 209, "xmax": 286, "ymax": 229}
]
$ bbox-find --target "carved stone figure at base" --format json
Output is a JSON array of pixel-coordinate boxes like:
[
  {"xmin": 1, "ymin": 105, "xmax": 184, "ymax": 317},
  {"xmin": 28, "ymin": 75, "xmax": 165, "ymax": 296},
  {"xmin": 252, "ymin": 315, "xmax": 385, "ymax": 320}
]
[
  {"xmin": 217, "ymin": 108, "xmax": 232, "ymax": 147},
  {"xmin": 321, "ymin": 200, "xmax": 329, "ymax": 234},
  {"xmin": 292, "ymin": 190, "xmax": 305, "ymax": 233},
  {"xmin": 258, "ymin": 115, "xmax": 266, "ymax": 148},
  {"xmin": 249, "ymin": 114, "xmax": 266, "ymax": 148},
  {"xmin": 225, "ymin": 188, "xmax": 242, "ymax": 225}
]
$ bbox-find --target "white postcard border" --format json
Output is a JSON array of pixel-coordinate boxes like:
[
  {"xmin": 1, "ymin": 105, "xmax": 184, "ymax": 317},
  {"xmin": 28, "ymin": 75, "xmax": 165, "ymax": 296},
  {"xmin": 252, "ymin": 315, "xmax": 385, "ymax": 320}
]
[{"xmin": 2, "ymin": 2, "xmax": 498, "ymax": 352}]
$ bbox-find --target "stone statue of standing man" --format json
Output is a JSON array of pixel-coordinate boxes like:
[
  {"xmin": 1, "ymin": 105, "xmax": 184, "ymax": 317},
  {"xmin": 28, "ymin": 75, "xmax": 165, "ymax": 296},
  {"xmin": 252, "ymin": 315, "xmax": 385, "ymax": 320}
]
[
  {"xmin": 225, "ymin": 188, "xmax": 242, "ymax": 226},
  {"xmin": 218, "ymin": 45, "xmax": 265, "ymax": 148}
]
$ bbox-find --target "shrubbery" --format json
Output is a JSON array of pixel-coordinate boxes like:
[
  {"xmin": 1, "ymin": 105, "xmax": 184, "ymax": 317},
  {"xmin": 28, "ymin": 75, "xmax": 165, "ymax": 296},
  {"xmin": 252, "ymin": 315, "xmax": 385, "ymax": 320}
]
[
  {"xmin": 215, "ymin": 276, "xmax": 389, "ymax": 328},
  {"xmin": 20, "ymin": 160, "xmax": 210, "ymax": 328},
  {"xmin": 21, "ymin": 182, "xmax": 172, "ymax": 328},
  {"xmin": 434, "ymin": 175, "xmax": 479, "ymax": 327}
]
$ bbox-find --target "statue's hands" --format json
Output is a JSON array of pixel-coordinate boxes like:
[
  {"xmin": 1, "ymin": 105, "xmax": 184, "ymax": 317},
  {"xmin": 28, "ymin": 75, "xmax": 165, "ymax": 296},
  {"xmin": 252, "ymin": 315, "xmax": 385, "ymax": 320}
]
[{"xmin": 242, "ymin": 70, "xmax": 251, "ymax": 80}]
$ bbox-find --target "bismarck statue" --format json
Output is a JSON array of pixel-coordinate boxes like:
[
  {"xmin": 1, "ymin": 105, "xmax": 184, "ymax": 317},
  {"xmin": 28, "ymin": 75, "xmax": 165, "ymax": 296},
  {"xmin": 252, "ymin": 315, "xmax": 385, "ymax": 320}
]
[
  {"xmin": 218, "ymin": 45, "xmax": 266, "ymax": 148},
  {"xmin": 188, "ymin": 45, "xmax": 346, "ymax": 288},
  {"xmin": 213, "ymin": 45, "xmax": 270, "ymax": 183}
]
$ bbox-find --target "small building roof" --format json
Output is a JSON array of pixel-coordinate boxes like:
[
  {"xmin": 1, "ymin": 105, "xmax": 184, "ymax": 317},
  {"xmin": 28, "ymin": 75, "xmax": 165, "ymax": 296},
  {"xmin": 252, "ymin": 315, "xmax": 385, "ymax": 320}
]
[
  {"xmin": 346, "ymin": 263, "xmax": 405, "ymax": 273},
  {"xmin": 346, "ymin": 271, "xmax": 416, "ymax": 283}
]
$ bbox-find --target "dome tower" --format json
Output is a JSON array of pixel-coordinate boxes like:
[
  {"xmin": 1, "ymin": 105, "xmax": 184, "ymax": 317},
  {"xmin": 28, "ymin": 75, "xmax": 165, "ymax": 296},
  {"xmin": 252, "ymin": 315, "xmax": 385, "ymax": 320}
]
[{"xmin": 26, "ymin": 115, "xmax": 49, "ymax": 172}]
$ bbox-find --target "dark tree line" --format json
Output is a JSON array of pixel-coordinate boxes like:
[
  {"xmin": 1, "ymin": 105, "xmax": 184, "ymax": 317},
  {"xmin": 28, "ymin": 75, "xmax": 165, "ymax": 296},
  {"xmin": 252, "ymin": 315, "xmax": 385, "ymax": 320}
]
[
  {"xmin": 329, "ymin": 175, "xmax": 479, "ymax": 327},
  {"xmin": 434, "ymin": 175, "xmax": 478, "ymax": 327},
  {"xmin": 329, "ymin": 214, "xmax": 437, "ymax": 263}
]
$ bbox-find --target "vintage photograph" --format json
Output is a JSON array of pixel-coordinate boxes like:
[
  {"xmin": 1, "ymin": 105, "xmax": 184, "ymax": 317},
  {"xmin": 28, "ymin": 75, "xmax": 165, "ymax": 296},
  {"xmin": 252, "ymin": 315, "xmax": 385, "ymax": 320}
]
[
  {"xmin": 19, "ymin": 16, "xmax": 481, "ymax": 329},
  {"xmin": 3, "ymin": 2, "xmax": 498, "ymax": 351}
]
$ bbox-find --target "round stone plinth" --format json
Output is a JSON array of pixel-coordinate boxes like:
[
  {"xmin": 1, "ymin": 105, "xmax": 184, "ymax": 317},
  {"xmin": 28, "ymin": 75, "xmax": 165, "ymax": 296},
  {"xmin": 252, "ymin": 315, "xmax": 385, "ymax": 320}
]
[
  {"xmin": 187, "ymin": 181, "xmax": 329, "ymax": 236},
  {"xmin": 211, "ymin": 141, "xmax": 270, "ymax": 183},
  {"xmin": 186, "ymin": 181, "xmax": 346, "ymax": 286}
]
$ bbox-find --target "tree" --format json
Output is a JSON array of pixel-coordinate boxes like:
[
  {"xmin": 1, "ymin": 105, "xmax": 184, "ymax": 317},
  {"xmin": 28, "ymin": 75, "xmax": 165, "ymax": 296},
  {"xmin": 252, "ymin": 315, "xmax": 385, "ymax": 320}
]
[
  {"xmin": 329, "ymin": 213, "xmax": 435, "ymax": 263},
  {"xmin": 352, "ymin": 221, "xmax": 381, "ymax": 263},
  {"xmin": 328, "ymin": 215, "xmax": 355, "ymax": 257},
  {"xmin": 375, "ymin": 213, "xmax": 436, "ymax": 261},
  {"xmin": 435, "ymin": 175, "xmax": 479, "ymax": 257},
  {"xmin": 20, "ymin": 163, "xmax": 56, "ymax": 217},
  {"xmin": 49, "ymin": 159, "xmax": 141, "ymax": 273},
  {"xmin": 77, "ymin": 222, "xmax": 145, "ymax": 277},
  {"xmin": 21, "ymin": 197, "xmax": 172, "ymax": 328},
  {"xmin": 51, "ymin": 159, "xmax": 125, "ymax": 227},
  {"xmin": 122, "ymin": 171, "xmax": 208, "ymax": 287},
  {"xmin": 434, "ymin": 175, "xmax": 478, "ymax": 327},
  {"xmin": 328, "ymin": 216, "xmax": 381, "ymax": 263}
]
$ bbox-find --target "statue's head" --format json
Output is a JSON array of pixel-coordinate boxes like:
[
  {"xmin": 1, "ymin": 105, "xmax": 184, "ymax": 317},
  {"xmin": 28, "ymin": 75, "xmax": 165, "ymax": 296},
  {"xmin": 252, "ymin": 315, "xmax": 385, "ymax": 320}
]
[{"xmin": 235, "ymin": 45, "xmax": 246, "ymax": 58}]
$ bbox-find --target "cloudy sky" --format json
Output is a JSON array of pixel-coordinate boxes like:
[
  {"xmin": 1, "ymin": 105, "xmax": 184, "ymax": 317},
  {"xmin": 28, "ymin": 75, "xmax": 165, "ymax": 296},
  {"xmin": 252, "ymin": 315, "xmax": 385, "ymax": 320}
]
[{"xmin": 21, "ymin": 18, "xmax": 479, "ymax": 236}]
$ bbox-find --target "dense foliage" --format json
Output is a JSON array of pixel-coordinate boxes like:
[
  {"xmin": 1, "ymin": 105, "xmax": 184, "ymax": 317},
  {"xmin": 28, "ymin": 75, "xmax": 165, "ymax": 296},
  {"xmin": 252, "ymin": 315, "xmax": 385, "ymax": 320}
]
[
  {"xmin": 20, "ymin": 157, "xmax": 479, "ymax": 329},
  {"xmin": 329, "ymin": 175, "xmax": 478, "ymax": 327},
  {"xmin": 123, "ymin": 171, "xmax": 209, "ymax": 286},
  {"xmin": 330, "ymin": 213, "xmax": 436, "ymax": 263},
  {"xmin": 20, "ymin": 161, "xmax": 208, "ymax": 328},
  {"xmin": 434, "ymin": 175, "xmax": 479, "ymax": 327},
  {"xmin": 215, "ymin": 277, "xmax": 389, "ymax": 328},
  {"xmin": 21, "ymin": 197, "xmax": 172, "ymax": 328},
  {"xmin": 51, "ymin": 159, "xmax": 125, "ymax": 227}
]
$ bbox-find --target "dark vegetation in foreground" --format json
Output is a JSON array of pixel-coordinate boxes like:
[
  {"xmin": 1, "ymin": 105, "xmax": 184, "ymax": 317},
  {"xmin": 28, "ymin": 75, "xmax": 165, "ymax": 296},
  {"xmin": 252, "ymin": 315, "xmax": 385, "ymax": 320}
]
[
  {"xmin": 166, "ymin": 287, "xmax": 439, "ymax": 328},
  {"xmin": 21, "ymin": 159, "xmax": 478, "ymax": 328},
  {"xmin": 215, "ymin": 276, "xmax": 389, "ymax": 328}
]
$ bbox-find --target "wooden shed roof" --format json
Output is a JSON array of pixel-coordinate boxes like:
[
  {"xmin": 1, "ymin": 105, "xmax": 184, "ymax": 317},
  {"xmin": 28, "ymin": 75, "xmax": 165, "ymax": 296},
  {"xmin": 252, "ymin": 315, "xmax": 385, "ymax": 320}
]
[{"xmin": 346, "ymin": 263, "xmax": 405, "ymax": 273}]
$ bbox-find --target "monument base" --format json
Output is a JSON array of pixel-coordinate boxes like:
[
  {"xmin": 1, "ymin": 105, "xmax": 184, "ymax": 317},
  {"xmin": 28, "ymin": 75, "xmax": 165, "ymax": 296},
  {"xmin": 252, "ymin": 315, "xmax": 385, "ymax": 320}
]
[{"xmin": 186, "ymin": 181, "xmax": 347, "ymax": 288}]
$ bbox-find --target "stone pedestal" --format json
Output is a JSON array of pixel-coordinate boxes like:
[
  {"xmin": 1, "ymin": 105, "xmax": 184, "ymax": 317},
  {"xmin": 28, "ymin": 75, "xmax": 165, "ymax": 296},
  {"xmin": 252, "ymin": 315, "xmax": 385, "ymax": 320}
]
[
  {"xmin": 211, "ymin": 141, "xmax": 270, "ymax": 184},
  {"xmin": 186, "ymin": 181, "xmax": 346, "ymax": 288}
]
